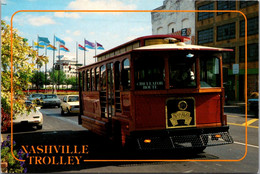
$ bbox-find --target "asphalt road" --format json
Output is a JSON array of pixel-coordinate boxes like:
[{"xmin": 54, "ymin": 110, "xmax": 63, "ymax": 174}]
[{"xmin": 4, "ymin": 106, "xmax": 259, "ymax": 173}]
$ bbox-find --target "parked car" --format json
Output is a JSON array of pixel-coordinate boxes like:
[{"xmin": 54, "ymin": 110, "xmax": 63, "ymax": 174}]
[
  {"xmin": 27, "ymin": 93, "xmax": 44, "ymax": 105},
  {"xmin": 13, "ymin": 107, "xmax": 43, "ymax": 129},
  {"xmin": 41, "ymin": 94, "xmax": 61, "ymax": 108},
  {"xmin": 61, "ymin": 95, "xmax": 80, "ymax": 115},
  {"xmin": 248, "ymin": 98, "xmax": 259, "ymax": 117}
]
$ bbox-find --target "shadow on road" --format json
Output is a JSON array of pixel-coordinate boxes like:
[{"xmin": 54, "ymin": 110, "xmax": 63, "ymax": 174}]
[
  {"xmin": 5, "ymin": 130, "xmax": 218, "ymax": 173},
  {"xmin": 224, "ymin": 105, "xmax": 257, "ymax": 117}
]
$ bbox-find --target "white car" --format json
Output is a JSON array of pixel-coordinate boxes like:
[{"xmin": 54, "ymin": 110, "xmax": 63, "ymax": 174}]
[
  {"xmin": 13, "ymin": 107, "xmax": 43, "ymax": 129},
  {"xmin": 41, "ymin": 94, "xmax": 61, "ymax": 108},
  {"xmin": 61, "ymin": 95, "xmax": 80, "ymax": 115}
]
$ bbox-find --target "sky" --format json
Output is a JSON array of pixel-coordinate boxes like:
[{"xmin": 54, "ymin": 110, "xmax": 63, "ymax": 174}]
[{"xmin": 1, "ymin": 0, "xmax": 164, "ymax": 71}]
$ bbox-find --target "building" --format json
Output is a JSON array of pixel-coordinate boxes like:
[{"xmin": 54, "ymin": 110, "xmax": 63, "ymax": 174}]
[
  {"xmin": 151, "ymin": 0, "xmax": 196, "ymax": 44},
  {"xmin": 55, "ymin": 57, "xmax": 82, "ymax": 78},
  {"xmin": 195, "ymin": 1, "xmax": 259, "ymax": 101}
]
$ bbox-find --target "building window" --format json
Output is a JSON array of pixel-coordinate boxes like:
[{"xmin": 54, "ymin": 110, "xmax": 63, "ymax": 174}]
[
  {"xmin": 222, "ymin": 47, "xmax": 235, "ymax": 64},
  {"xmin": 157, "ymin": 27, "xmax": 163, "ymax": 34},
  {"xmin": 198, "ymin": 3, "xmax": 214, "ymax": 21},
  {"xmin": 240, "ymin": 44, "xmax": 259, "ymax": 62},
  {"xmin": 240, "ymin": 1, "xmax": 258, "ymax": 8},
  {"xmin": 217, "ymin": 1, "xmax": 236, "ymax": 15},
  {"xmin": 217, "ymin": 23, "xmax": 236, "ymax": 41},
  {"xmin": 198, "ymin": 28, "xmax": 213, "ymax": 44},
  {"xmin": 240, "ymin": 17, "xmax": 259, "ymax": 36}
]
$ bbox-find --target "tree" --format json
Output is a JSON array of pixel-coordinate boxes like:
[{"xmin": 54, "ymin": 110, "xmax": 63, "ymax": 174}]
[
  {"xmin": 64, "ymin": 76, "xmax": 77, "ymax": 89},
  {"xmin": 1, "ymin": 20, "xmax": 48, "ymax": 130},
  {"xmin": 30, "ymin": 71, "xmax": 50, "ymax": 89},
  {"xmin": 48, "ymin": 68, "xmax": 66, "ymax": 89}
]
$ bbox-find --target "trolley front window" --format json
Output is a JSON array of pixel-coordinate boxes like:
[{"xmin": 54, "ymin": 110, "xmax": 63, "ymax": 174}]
[
  {"xmin": 200, "ymin": 56, "xmax": 221, "ymax": 87},
  {"xmin": 134, "ymin": 56, "xmax": 165, "ymax": 90},
  {"xmin": 169, "ymin": 53, "xmax": 196, "ymax": 89}
]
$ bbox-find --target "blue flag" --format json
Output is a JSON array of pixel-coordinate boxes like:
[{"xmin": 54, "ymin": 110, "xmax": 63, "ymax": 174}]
[
  {"xmin": 55, "ymin": 36, "xmax": 65, "ymax": 45},
  {"xmin": 96, "ymin": 42, "xmax": 105, "ymax": 50},
  {"xmin": 85, "ymin": 40, "xmax": 95, "ymax": 49},
  {"xmin": 38, "ymin": 36, "xmax": 50, "ymax": 45}
]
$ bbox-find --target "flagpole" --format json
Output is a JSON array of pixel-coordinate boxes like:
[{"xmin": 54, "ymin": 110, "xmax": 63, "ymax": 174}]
[
  {"xmin": 53, "ymin": 34, "xmax": 55, "ymax": 94},
  {"xmin": 84, "ymin": 38, "xmax": 86, "ymax": 66},
  {"xmin": 76, "ymin": 41, "xmax": 78, "ymax": 90},
  {"xmin": 37, "ymin": 35, "xmax": 39, "ymax": 93},
  {"xmin": 95, "ymin": 41, "xmax": 97, "ymax": 62},
  {"xmin": 58, "ymin": 41, "xmax": 61, "ymax": 90},
  {"xmin": 45, "ymin": 45, "xmax": 47, "ymax": 93}
]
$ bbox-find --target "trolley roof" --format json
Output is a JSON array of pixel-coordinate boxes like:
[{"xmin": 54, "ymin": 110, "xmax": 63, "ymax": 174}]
[{"xmin": 133, "ymin": 42, "xmax": 233, "ymax": 52}]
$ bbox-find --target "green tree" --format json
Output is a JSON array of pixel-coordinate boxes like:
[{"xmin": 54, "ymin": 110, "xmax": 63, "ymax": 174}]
[
  {"xmin": 49, "ymin": 68, "xmax": 66, "ymax": 89},
  {"xmin": 30, "ymin": 71, "xmax": 50, "ymax": 89},
  {"xmin": 64, "ymin": 76, "xmax": 77, "ymax": 89},
  {"xmin": 1, "ymin": 20, "xmax": 48, "ymax": 120}
]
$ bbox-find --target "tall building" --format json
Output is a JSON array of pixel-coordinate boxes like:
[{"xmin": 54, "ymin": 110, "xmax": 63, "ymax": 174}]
[
  {"xmin": 151, "ymin": 0, "xmax": 196, "ymax": 44},
  {"xmin": 196, "ymin": 1, "xmax": 259, "ymax": 101},
  {"xmin": 55, "ymin": 57, "xmax": 82, "ymax": 78}
]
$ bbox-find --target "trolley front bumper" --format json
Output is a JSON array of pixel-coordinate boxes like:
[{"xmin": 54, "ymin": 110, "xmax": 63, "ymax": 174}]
[{"xmin": 131, "ymin": 126, "xmax": 233, "ymax": 150}]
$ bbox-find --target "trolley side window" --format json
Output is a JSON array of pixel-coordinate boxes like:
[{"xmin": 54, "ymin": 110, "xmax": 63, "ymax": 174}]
[
  {"xmin": 169, "ymin": 53, "xmax": 196, "ymax": 88},
  {"xmin": 122, "ymin": 59, "xmax": 131, "ymax": 90},
  {"xmin": 134, "ymin": 56, "xmax": 165, "ymax": 90},
  {"xmin": 95, "ymin": 67, "xmax": 100, "ymax": 91},
  {"xmin": 82, "ymin": 71, "xmax": 86, "ymax": 91},
  {"xmin": 200, "ymin": 56, "xmax": 221, "ymax": 87},
  {"xmin": 91, "ymin": 68, "xmax": 95, "ymax": 91},
  {"xmin": 86, "ymin": 70, "xmax": 90, "ymax": 91},
  {"xmin": 100, "ymin": 65, "xmax": 106, "ymax": 91}
]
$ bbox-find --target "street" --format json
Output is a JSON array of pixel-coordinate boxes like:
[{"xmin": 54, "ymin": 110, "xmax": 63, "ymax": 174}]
[{"xmin": 3, "ymin": 106, "xmax": 259, "ymax": 173}]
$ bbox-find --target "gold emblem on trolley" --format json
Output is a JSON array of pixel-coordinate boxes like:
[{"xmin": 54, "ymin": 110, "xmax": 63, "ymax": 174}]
[
  {"xmin": 178, "ymin": 100, "xmax": 188, "ymax": 111},
  {"xmin": 170, "ymin": 100, "xmax": 192, "ymax": 126},
  {"xmin": 166, "ymin": 97, "xmax": 196, "ymax": 129},
  {"xmin": 170, "ymin": 111, "xmax": 192, "ymax": 126}
]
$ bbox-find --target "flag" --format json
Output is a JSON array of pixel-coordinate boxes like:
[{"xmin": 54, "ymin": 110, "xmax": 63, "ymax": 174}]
[
  {"xmin": 38, "ymin": 36, "xmax": 50, "ymax": 45},
  {"xmin": 34, "ymin": 42, "xmax": 44, "ymax": 49},
  {"xmin": 47, "ymin": 44, "xmax": 57, "ymax": 51},
  {"xmin": 96, "ymin": 42, "xmax": 105, "ymax": 50},
  {"xmin": 55, "ymin": 36, "xmax": 65, "ymax": 45},
  {"xmin": 78, "ymin": 44, "xmax": 86, "ymax": 51},
  {"xmin": 85, "ymin": 40, "xmax": 95, "ymax": 49},
  {"xmin": 60, "ymin": 45, "xmax": 69, "ymax": 52},
  {"xmin": 57, "ymin": 55, "xmax": 64, "ymax": 59},
  {"xmin": 38, "ymin": 41, "xmax": 49, "ymax": 46}
]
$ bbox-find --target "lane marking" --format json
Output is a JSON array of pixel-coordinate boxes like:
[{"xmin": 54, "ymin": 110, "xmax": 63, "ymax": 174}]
[
  {"xmin": 228, "ymin": 122, "xmax": 258, "ymax": 129},
  {"xmin": 234, "ymin": 141, "xmax": 259, "ymax": 149},
  {"xmin": 227, "ymin": 115, "xmax": 241, "ymax": 118},
  {"xmin": 242, "ymin": 119, "xmax": 258, "ymax": 126}
]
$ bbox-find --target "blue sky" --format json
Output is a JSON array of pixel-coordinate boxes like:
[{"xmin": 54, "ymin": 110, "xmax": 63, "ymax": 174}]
[{"xmin": 2, "ymin": 0, "xmax": 163, "ymax": 70}]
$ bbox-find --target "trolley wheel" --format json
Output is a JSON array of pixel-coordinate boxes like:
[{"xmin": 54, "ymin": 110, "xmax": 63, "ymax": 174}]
[{"xmin": 113, "ymin": 121, "xmax": 123, "ymax": 149}]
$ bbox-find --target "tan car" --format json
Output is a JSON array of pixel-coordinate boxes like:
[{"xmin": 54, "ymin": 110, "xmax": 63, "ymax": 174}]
[{"xmin": 61, "ymin": 95, "xmax": 80, "ymax": 115}]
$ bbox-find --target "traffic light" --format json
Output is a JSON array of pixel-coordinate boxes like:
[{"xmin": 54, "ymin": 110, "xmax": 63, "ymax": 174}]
[{"xmin": 55, "ymin": 65, "xmax": 60, "ymax": 70}]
